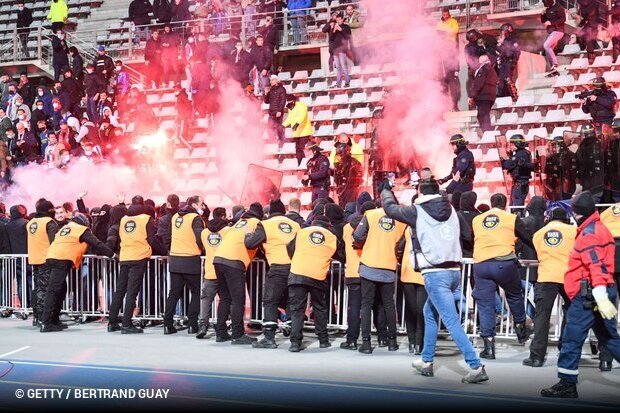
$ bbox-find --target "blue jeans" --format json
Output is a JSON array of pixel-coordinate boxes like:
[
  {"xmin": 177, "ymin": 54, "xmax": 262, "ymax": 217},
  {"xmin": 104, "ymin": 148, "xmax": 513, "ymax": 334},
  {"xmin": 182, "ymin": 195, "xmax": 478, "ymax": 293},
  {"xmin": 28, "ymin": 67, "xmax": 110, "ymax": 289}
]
[
  {"xmin": 334, "ymin": 51, "xmax": 350, "ymax": 86},
  {"xmin": 473, "ymin": 259, "xmax": 526, "ymax": 337},
  {"xmin": 290, "ymin": 15, "xmax": 307, "ymax": 44},
  {"xmin": 558, "ymin": 287, "xmax": 620, "ymax": 383},
  {"xmin": 422, "ymin": 270, "xmax": 481, "ymax": 369}
]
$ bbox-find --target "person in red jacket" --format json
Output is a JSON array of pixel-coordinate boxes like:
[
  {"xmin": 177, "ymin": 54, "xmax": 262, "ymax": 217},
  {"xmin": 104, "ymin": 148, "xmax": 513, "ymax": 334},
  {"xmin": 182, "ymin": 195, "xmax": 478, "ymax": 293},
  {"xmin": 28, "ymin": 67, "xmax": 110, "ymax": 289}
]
[{"xmin": 542, "ymin": 191, "xmax": 620, "ymax": 399}]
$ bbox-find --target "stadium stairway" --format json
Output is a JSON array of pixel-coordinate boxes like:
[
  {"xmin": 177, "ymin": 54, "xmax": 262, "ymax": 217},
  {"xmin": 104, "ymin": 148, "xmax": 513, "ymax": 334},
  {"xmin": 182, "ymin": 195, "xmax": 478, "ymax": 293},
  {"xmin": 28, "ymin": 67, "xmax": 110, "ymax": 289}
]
[{"xmin": 133, "ymin": 64, "xmax": 394, "ymax": 210}]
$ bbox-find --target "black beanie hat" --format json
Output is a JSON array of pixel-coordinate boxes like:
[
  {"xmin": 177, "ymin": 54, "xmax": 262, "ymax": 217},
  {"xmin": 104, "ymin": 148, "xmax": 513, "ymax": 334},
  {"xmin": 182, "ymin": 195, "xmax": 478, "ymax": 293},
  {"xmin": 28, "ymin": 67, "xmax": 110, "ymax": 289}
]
[
  {"xmin": 269, "ymin": 199, "xmax": 286, "ymax": 215},
  {"xmin": 571, "ymin": 191, "xmax": 596, "ymax": 217},
  {"xmin": 36, "ymin": 200, "xmax": 55, "ymax": 217},
  {"xmin": 246, "ymin": 202, "xmax": 264, "ymax": 220}
]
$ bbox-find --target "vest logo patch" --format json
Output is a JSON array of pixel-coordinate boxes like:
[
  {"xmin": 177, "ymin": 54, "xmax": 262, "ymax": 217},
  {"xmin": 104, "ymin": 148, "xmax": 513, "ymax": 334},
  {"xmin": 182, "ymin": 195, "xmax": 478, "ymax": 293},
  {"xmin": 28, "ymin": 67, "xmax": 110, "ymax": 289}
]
[
  {"xmin": 379, "ymin": 216, "xmax": 395, "ymax": 232},
  {"xmin": 174, "ymin": 216, "xmax": 184, "ymax": 229},
  {"xmin": 29, "ymin": 222, "xmax": 38, "ymax": 234},
  {"xmin": 482, "ymin": 214, "xmax": 499, "ymax": 230},
  {"xmin": 544, "ymin": 230, "xmax": 563, "ymax": 247},
  {"xmin": 613, "ymin": 205, "xmax": 620, "ymax": 216},
  {"xmin": 278, "ymin": 222, "xmax": 293, "ymax": 234},
  {"xmin": 208, "ymin": 233, "xmax": 222, "ymax": 246},
  {"xmin": 235, "ymin": 220, "xmax": 247, "ymax": 229},
  {"xmin": 59, "ymin": 227, "xmax": 71, "ymax": 236},
  {"xmin": 309, "ymin": 231, "xmax": 325, "ymax": 245},
  {"xmin": 124, "ymin": 220, "xmax": 136, "ymax": 233}
]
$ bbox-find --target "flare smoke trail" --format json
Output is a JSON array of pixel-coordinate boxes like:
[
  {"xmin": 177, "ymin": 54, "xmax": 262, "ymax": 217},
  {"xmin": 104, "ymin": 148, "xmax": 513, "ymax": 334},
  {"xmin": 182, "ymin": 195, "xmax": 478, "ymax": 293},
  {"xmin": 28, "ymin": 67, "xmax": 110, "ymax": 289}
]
[
  {"xmin": 362, "ymin": 0, "xmax": 454, "ymax": 177},
  {"xmin": 1, "ymin": 78, "xmax": 266, "ymax": 209}
]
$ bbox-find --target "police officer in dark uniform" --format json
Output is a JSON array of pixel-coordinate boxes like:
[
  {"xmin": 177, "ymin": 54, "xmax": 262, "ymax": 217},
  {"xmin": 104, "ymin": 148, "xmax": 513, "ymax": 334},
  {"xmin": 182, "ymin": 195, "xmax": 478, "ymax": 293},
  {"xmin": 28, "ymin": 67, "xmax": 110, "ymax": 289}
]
[
  {"xmin": 333, "ymin": 142, "xmax": 364, "ymax": 208},
  {"xmin": 438, "ymin": 134, "xmax": 476, "ymax": 194},
  {"xmin": 576, "ymin": 123, "xmax": 605, "ymax": 203},
  {"xmin": 501, "ymin": 134, "xmax": 536, "ymax": 206},
  {"xmin": 302, "ymin": 141, "xmax": 331, "ymax": 202},
  {"xmin": 496, "ymin": 23, "xmax": 521, "ymax": 100},
  {"xmin": 581, "ymin": 77, "xmax": 617, "ymax": 141},
  {"xmin": 543, "ymin": 136, "xmax": 577, "ymax": 201}
]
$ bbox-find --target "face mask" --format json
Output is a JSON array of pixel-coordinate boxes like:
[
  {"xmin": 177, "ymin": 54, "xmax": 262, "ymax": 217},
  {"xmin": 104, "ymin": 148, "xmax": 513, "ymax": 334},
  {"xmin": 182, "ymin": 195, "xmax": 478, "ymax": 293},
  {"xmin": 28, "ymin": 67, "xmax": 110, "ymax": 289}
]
[
  {"xmin": 7, "ymin": 134, "xmax": 14, "ymax": 140},
  {"xmin": 53, "ymin": 103, "xmax": 60, "ymax": 110},
  {"xmin": 61, "ymin": 155, "xmax": 70, "ymax": 162},
  {"xmin": 115, "ymin": 66, "xmax": 121, "ymax": 72},
  {"xmin": 18, "ymin": 6, "xmax": 24, "ymax": 11},
  {"xmin": 9, "ymin": 91, "xmax": 15, "ymax": 95},
  {"xmin": 38, "ymin": 126, "xmax": 46, "ymax": 131},
  {"xmin": 38, "ymin": 91, "xmax": 44, "ymax": 96},
  {"xmin": 197, "ymin": 208, "xmax": 204, "ymax": 216},
  {"xmin": 236, "ymin": 45, "xmax": 242, "ymax": 50},
  {"xmin": 37, "ymin": 105, "xmax": 44, "ymax": 110},
  {"xmin": 18, "ymin": 115, "xmax": 25, "ymax": 120}
]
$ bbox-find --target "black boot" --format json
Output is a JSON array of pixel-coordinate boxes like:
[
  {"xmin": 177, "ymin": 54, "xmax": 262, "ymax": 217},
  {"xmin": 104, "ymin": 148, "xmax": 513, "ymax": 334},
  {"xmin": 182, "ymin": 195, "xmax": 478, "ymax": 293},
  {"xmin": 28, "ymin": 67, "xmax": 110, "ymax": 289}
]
[
  {"xmin": 387, "ymin": 337, "xmax": 399, "ymax": 351},
  {"xmin": 216, "ymin": 332, "xmax": 232, "ymax": 342},
  {"xmin": 107, "ymin": 323, "xmax": 121, "ymax": 332},
  {"xmin": 40, "ymin": 323, "xmax": 63, "ymax": 333},
  {"xmin": 522, "ymin": 356, "xmax": 544, "ymax": 367},
  {"xmin": 479, "ymin": 337, "xmax": 495, "ymax": 359},
  {"xmin": 187, "ymin": 325, "xmax": 199, "ymax": 334},
  {"xmin": 195, "ymin": 325, "xmax": 208, "ymax": 339},
  {"xmin": 358, "ymin": 338, "xmax": 373, "ymax": 354},
  {"xmin": 599, "ymin": 361, "xmax": 612, "ymax": 372},
  {"xmin": 541, "ymin": 379, "xmax": 578, "ymax": 398},
  {"xmin": 378, "ymin": 336, "xmax": 388, "ymax": 347},
  {"xmin": 252, "ymin": 337, "xmax": 278, "ymax": 349},
  {"xmin": 163, "ymin": 325, "xmax": 177, "ymax": 335},
  {"xmin": 319, "ymin": 340, "xmax": 331, "ymax": 349},
  {"xmin": 231, "ymin": 334, "xmax": 257, "ymax": 345},
  {"xmin": 515, "ymin": 323, "xmax": 532, "ymax": 344},
  {"xmin": 289, "ymin": 342, "xmax": 302, "ymax": 352},
  {"xmin": 121, "ymin": 325, "xmax": 144, "ymax": 334},
  {"xmin": 32, "ymin": 316, "xmax": 39, "ymax": 327},
  {"xmin": 340, "ymin": 340, "xmax": 358, "ymax": 350}
]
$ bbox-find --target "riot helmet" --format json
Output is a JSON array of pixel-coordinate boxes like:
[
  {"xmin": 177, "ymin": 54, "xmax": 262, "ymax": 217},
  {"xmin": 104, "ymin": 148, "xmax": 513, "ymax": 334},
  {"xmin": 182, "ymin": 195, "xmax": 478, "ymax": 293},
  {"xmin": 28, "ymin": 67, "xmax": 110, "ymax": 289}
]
[
  {"xmin": 550, "ymin": 135, "xmax": 565, "ymax": 154},
  {"xmin": 466, "ymin": 29, "xmax": 482, "ymax": 43},
  {"xmin": 449, "ymin": 134, "xmax": 468, "ymax": 154},
  {"xmin": 591, "ymin": 76, "xmax": 607, "ymax": 89},
  {"xmin": 509, "ymin": 134, "xmax": 526, "ymax": 149},
  {"xmin": 581, "ymin": 123, "xmax": 596, "ymax": 139}
]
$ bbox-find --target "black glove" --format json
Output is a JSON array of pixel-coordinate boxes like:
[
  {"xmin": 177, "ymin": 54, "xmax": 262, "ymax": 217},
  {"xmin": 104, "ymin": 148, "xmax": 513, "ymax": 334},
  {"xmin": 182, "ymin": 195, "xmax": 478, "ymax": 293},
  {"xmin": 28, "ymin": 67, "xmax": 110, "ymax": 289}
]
[
  {"xmin": 437, "ymin": 177, "xmax": 447, "ymax": 185},
  {"xmin": 378, "ymin": 178, "xmax": 394, "ymax": 194},
  {"xmin": 292, "ymin": 123, "xmax": 299, "ymax": 132}
]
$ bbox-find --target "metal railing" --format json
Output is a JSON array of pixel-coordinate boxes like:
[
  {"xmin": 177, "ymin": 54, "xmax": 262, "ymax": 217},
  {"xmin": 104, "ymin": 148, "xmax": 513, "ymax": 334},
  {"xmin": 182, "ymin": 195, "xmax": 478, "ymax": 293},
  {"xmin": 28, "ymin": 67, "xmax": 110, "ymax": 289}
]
[
  {"xmin": 0, "ymin": 27, "xmax": 45, "ymax": 64},
  {"xmin": 0, "ymin": 254, "xmax": 585, "ymax": 342},
  {"xmin": 490, "ymin": 0, "xmax": 596, "ymax": 14}
]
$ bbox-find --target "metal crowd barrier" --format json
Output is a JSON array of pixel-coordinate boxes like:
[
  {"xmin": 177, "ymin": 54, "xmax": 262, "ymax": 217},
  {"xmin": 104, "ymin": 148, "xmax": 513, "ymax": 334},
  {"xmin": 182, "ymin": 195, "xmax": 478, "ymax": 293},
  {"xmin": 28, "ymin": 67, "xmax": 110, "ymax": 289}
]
[{"xmin": 0, "ymin": 254, "xmax": 575, "ymax": 341}]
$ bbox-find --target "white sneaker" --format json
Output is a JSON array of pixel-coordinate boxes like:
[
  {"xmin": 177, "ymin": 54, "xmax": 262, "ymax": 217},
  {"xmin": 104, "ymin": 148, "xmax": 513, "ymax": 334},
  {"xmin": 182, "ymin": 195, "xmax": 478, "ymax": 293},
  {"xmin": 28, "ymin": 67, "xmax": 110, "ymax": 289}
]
[
  {"xmin": 412, "ymin": 359, "xmax": 433, "ymax": 377},
  {"xmin": 462, "ymin": 365, "xmax": 489, "ymax": 383}
]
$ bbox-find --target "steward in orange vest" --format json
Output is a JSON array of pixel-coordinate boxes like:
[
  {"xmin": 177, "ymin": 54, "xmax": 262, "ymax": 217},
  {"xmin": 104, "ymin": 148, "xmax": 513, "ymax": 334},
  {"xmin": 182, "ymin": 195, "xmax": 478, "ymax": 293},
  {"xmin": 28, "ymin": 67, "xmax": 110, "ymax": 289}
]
[
  {"xmin": 287, "ymin": 215, "xmax": 343, "ymax": 352},
  {"xmin": 244, "ymin": 199, "xmax": 300, "ymax": 348},
  {"xmin": 40, "ymin": 213, "xmax": 114, "ymax": 332},
  {"xmin": 26, "ymin": 200, "xmax": 58, "ymax": 326},
  {"xmin": 107, "ymin": 203, "xmax": 164, "ymax": 334},
  {"xmin": 163, "ymin": 196, "xmax": 206, "ymax": 335}
]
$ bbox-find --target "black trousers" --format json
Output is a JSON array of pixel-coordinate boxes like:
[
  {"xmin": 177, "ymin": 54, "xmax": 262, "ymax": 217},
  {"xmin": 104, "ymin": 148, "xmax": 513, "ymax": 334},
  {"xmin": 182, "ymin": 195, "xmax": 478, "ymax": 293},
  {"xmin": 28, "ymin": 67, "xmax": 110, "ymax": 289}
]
[
  {"xmin": 18, "ymin": 31, "xmax": 30, "ymax": 57},
  {"xmin": 529, "ymin": 282, "xmax": 569, "ymax": 360},
  {"xmin": 199, "ymin": 279, "xmax": 219, "ymax": 327},
  {"xmin": 475, "ymin": 100, "xmax": 494, "ymax": 132},
  {"xmin": 403, "ymin": 282, "xmax": 427, "ymax": 347},
  {"xmin": 32, "ymin": 264, "xmax": 51, "ymax": 319},
  {"xmin": 262, "ymin": 265, "xmax": 290, "ymax": 339},
  {"xmin": 289, "ymin": 284, "xmax": 329, "ymax": 345},
  {"xmin": 269, "ymin": 113, "xmax": 285, "ymax": 142},
  {"xmin": 360, "ymin": 277, "xmax": 397, "ymax": 340},
  {"xmin": 345, "ymin": 282, "xmax": 387, "ymax": 342},
  {"xmin": 40, "ymin": 262, "xmax": 72, "ymax": 326},
  {"xmin": 214, "ymin": 263, "xmax": 247, "ymax": 339},
  {"xmin": 51, "ymin": 22, "xmax": 64, "ymax": 33},
  {"xmin": 109, "ymin": 260, "xmax": 148, "ymax": 327},
  {"xmin": 163, "ymin": 271, "xmax": 201, "ymax": 328},
  {"xmin": 599, "ymin": 274, "xmax": 620, "ymax": 363},
  {"xmin": 294, "ymin": 136, "xmax": 310, "ymax": 165}
]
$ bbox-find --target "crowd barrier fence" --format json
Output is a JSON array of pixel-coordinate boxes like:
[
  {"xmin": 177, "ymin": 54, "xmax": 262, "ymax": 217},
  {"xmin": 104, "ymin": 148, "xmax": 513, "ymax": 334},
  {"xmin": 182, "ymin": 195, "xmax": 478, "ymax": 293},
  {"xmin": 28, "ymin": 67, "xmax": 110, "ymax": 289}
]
[{"xmin": 0, "ymin": 254, "xmax": 590, "ymax": 343}]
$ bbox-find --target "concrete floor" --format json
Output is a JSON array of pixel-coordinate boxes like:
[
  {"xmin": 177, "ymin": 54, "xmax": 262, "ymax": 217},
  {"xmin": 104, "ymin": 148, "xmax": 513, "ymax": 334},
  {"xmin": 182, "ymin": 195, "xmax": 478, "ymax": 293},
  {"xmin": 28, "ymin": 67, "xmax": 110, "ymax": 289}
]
[{"xmin": 0, "ymin": 318, "xmax": 619, "ymax": 411}]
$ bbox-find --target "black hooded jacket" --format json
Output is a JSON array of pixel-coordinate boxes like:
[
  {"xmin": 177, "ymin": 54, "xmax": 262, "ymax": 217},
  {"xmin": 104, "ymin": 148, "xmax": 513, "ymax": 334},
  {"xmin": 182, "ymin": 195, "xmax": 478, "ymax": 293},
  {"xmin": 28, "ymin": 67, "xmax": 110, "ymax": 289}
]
[
  {"xmin": 157, "ymin": 206, "xmax": 179, "ymax": 252},
  {"xmin": 457, "ymin": 192, "xmax": 479, "ymax": 258},
  {"xmin": 168, "ymin": 205, "xmax": 205, "ymax": 274},
  {"xmin": 517, "ymin": 196, "xmax": 546, "ymax": 281},
  {"xmin": 105, "ymin": 204, "xmax": 128, "ymax": 253},
  {"xmin": 6, "ymin": 206, "xmax": 28, "ymax": 254}
]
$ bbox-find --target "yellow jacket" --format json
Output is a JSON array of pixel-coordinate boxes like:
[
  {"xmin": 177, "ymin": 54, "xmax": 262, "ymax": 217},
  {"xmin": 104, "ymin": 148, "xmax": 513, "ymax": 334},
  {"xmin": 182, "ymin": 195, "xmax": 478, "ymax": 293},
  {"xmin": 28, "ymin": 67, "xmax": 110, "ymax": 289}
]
[
  {"xmin": 282, "ymin": 101, "xmax": 312, "ymax": 138},
  {"xmin": 329, "ymin": 138, "xmax": 364, "ymax": 165},
  {"xmin": 436, "ymin": 17, "xmax": 459, "ymax": 42},
  {"xmin": 48, "ymin": 0, "xmax": 69, "ymax": 23}
]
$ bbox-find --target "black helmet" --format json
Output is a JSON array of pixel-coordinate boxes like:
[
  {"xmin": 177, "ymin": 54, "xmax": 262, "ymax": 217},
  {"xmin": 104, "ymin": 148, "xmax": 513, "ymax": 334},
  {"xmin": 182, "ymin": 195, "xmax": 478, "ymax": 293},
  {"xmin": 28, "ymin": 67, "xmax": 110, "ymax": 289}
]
[
  {"xmin": 466, "ymin": 29, "xmax": 481, "ymax": 43},
  {"xmin": 509, "ymin": 134, "xmax": 526, "ymax": 148},
  {"xmin": 581, "ymin": 123, "xmax": 596, "ymax": 139},
  {"xmin": 592, "ymin": 76, "xmax": 606, "ymax": 89},
  {"xmin": 550, "ymin": 135, "xmax": 565, "ymax": 145},
  {"xmin": 449, "ymin": 133, "xmax": 468, "ymax": 147},
  {"xmin": 500, "ymin": 23, "xmax": 514, "ymax": 34}
]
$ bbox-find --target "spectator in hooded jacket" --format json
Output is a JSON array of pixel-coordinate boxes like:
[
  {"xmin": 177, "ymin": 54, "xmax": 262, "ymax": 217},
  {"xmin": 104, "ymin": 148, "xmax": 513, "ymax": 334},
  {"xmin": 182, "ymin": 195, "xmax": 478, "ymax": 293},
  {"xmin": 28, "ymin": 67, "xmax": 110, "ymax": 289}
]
[
  {"xmin": 16, "ymin": 2, "xmax": 33, "ymax": 59},
  {"xmin": 282, "ymin": 95, "xmax": 312, "ymax": 165},
  {"xmin": 250, "ymin": 35, "xmax": 273, "ymax": 96},
  {"xmin": 230, "ymin": 40, "xmax": 252, "ymax": 87},
  {"xmin": 323, "ymin": 13, "xmax": 351, "ymax": 88},
  {"xmin": 47, "ymin": 0, "xmax": 68, "ymax": 33},
  {"xmin": 145, "ymin": 31, "xmax": 163, "ymax": 88},
  {"xmin": 69, "ymin": 47, "xmax": 84, "ymax": 83},
  {"xmin": 129, "ymin": 0, "xmax": 153, "ymax": 45},
  {"xmin": 467, "ymin": 55, "xmax": 498, "ymax": 132},
  {"xmin": 51, "ymin": 30, "xmax": 69, "ymax": 82},
  {"xmin": 264, "ymin": 75, "xmax": 286, "ymax": 144},
  {"xmin": 160, "ymin": 25, "xmax": 181, "ymax": 87}
]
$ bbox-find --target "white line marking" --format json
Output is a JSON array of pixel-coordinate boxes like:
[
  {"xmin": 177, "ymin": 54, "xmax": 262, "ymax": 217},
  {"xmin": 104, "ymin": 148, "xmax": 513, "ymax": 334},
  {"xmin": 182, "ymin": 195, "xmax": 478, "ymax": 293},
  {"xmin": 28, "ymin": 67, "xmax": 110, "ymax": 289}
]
[{"xmin": 0, "ymin": 346, "xmax": 30, "ymax": 359}]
